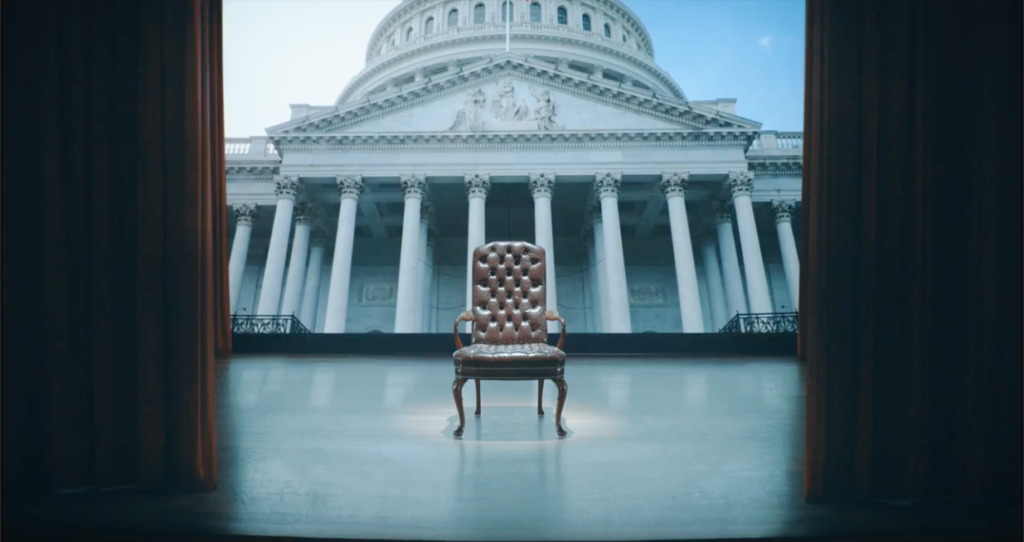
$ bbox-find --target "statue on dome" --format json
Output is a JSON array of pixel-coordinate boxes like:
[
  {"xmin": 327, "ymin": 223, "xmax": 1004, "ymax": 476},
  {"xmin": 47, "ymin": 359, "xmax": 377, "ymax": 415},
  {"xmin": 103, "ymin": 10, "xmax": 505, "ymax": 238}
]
[
  {"xmin": 448, "ymin": 88, "xmax": 487, "ymax": 131},
  {"xmin": 492, "ymin": 77, "xmax": 529, "ymax": 121},
  {"xmin": 530, "ymin": 87, "xmax": 557, "ymax": 130}
]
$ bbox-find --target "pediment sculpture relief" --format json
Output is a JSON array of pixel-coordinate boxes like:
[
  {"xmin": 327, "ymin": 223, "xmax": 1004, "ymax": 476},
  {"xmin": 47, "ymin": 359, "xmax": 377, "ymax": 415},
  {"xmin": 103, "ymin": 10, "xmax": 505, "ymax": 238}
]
[{"xmin": 448, "ymin": 78, "xmax": 558, "ymax": 132}]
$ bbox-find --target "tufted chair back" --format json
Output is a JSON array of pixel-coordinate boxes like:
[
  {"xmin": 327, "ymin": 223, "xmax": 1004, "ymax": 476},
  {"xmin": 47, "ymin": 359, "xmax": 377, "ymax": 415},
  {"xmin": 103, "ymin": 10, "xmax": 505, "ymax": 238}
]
[{"xmin": 470, "ymin": 241, "xmax": 548, "ymax": 345}]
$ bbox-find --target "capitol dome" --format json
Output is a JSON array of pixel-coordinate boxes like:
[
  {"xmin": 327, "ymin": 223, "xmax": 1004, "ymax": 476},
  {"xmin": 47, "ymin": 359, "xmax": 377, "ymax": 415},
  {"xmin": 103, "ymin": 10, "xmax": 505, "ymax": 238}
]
[{"xmin": 336, "ymin": 0, "xmax": 686, "ymax": 105}]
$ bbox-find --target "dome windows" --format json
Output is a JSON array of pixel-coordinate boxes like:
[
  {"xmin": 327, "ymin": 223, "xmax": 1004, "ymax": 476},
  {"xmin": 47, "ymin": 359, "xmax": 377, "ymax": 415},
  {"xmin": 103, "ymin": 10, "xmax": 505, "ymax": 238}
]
[
  {"xmin": 604, "ymin": 23, "xmax": 611, "ymax": 38},
  {"xmin": 425, "ymin": 17, "xmax": 434, "ymax": 34},
  {"xmin": 557, "ymin": 6, "xmax": 568, "ymax": 25},
  {"xmin": 474, "ymin": 3, "xmax": 486, "ymax": 24},
  {"xmin": 501, "ymin": 1, "xmax": 509, "ymax": 23},
  {"xmin": 582, "ymin": 14, "xmax": 591, "ymax": 31},
  {"xmin": 530, "ymin": 2, "xmax": 541, "ymax": 22},
  {"xmin": 406, "ymin": 27, "xmax": 414, "ymax": 41},
  {"xmin": 448, "ymin": 9, "xmax": 459, "ymax": 28}
]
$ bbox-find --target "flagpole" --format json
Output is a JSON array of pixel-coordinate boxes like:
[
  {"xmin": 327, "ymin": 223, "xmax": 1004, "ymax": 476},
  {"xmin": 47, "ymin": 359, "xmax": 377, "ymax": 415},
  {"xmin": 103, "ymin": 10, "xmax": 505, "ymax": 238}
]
[{"xmin": 505, "ymin": 1, "xmax": 510, "ymax": 52}]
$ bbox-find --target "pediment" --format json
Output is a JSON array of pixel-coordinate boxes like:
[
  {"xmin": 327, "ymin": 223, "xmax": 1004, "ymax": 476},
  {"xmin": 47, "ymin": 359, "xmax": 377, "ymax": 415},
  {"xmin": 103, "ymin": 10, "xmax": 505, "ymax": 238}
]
[
  {"xmin": 267, "ymin": 55, "xmax": 762, "ymax": 136},
  {"xmin": 335, "ymin": 75, "xmax": 689, "ymax": 134}
]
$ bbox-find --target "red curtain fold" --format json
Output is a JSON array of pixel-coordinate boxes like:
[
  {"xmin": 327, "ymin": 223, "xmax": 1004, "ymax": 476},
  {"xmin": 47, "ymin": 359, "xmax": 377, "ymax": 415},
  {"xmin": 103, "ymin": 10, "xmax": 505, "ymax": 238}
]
[
  {"xmin": 801, "ymin": 0, "xmax": 1022, "ymax": 502},
  {"xmin": 2, "ymin": 0, "xmax": 229, "ymax": 494}
]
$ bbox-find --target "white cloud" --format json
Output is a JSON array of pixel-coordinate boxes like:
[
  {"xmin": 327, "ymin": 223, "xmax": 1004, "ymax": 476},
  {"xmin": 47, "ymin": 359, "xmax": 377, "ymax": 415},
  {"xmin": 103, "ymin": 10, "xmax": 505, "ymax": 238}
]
[{"xmin": 758, "ymin": 35, "xmax": 773, "ymax": 48}]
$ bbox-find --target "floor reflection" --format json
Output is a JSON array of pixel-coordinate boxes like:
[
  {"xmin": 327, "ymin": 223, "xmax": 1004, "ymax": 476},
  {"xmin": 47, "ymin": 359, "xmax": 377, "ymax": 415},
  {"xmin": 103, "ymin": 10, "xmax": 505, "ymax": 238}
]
[
  {"xmin": 308, "ymin": 368, "xmax": 335, "ymax": 408},
  {"xmin": 212, "ymin": 355, "xmax": 806, "ymax": 541}
]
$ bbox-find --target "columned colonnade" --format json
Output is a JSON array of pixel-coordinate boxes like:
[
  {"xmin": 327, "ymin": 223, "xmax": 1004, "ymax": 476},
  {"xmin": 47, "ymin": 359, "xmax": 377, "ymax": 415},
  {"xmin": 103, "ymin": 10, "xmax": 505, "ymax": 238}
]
[{"xmin": 228, "ymin": 171, "xmax": 801, "ymax": 333}]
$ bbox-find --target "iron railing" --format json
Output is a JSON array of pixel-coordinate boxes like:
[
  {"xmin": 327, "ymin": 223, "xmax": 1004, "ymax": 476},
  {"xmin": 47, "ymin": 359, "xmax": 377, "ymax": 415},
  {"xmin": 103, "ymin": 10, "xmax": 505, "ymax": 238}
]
[
  {"xmin": 230, "ymin": 315, "xmax": 311, "ymax": 334},
  {"xmin": 719, "ymin": 312, "xmax": 799, "ymax": 334}
]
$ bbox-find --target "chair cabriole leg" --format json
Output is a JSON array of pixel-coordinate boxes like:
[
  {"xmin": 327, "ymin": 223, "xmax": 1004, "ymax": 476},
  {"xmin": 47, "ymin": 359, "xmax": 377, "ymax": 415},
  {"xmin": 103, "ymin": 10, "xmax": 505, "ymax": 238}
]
[
  {"xmin": 537, "ymin": 379, "xmax": 545, "ymax": 416},
  {"xmin": 453, "ymin": 377, "xmax": 468, "ymax": 437},
  {"xmin": 553, "ymin": 378, "xmax": 567, "ymax": 437}
]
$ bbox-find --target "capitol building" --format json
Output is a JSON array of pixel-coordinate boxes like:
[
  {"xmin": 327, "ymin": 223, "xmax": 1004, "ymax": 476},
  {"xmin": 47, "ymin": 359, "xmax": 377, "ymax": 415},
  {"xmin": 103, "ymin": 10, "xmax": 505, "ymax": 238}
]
[{"xmin": 225, "ymin": 0, "xmax": 804, "ymax": 334}]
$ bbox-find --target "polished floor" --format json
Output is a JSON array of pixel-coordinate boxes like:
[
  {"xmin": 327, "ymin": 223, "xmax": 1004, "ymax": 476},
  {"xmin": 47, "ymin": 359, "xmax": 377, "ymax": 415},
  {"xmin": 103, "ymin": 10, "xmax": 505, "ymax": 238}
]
[{"xmin": 10, "ymin": 355, "xmax": 1019, "ymax": 541}]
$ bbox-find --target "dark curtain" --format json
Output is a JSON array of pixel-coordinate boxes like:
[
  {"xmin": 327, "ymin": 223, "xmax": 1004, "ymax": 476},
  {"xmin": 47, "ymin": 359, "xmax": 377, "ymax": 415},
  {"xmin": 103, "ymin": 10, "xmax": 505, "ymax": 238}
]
[
  {"xmin": 2, "ymin": 0, "xmax": 231, "ymax": 494},
  {"xmin": 800, "ymin": 0, "xmax": 1022, "ymax": 502}
]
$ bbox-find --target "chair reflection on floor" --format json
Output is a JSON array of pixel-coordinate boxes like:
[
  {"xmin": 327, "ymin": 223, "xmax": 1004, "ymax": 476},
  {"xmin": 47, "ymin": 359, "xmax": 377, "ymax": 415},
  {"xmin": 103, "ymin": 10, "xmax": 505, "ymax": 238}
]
[{"xmin": 451, "ymin": 241, "xmax": 568, "ymax": 437}]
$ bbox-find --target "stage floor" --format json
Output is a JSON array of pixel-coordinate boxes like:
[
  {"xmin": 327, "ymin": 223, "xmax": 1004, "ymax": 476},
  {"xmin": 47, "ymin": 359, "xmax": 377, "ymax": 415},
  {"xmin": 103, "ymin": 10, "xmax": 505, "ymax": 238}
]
[{"xmin": 9, "ymin": 355, "xmax": 1019, "ymax": 541}]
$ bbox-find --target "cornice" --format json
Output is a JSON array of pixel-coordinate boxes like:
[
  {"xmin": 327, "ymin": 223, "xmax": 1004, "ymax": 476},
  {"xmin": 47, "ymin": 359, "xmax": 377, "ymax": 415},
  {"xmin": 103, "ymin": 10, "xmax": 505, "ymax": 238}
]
[
  {"xmin": 746, "ymin": 157, "xmax": 802, "ymax": 177},
  {"xmin": 226, "ymin": 164, "xmax": 280, "ymax": 180},
  {"xmin": 342, "ymin": 28, "xmax": 679, "ymax": 105},
  {"xmin": 270, "ymin": 128, "xmax": 756, "ymax": 152},
  {"xmin": 282, "ymin": 59, "xmax": 752, "ymax": 138}
]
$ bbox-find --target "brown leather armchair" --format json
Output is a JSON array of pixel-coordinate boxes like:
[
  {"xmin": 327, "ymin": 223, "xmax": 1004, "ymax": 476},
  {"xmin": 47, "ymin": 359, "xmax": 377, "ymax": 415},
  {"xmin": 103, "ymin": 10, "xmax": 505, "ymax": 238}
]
[{"xmin": 452, "ymin": 241, "xmax": 568, "ymax": 437}]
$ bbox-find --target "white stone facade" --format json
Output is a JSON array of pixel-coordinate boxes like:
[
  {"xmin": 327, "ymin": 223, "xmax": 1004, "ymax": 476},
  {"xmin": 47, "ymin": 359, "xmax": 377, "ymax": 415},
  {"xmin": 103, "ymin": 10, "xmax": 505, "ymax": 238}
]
[{"xmin": 225, "ymin": 0, "xmax": 803, "ymax": 333}]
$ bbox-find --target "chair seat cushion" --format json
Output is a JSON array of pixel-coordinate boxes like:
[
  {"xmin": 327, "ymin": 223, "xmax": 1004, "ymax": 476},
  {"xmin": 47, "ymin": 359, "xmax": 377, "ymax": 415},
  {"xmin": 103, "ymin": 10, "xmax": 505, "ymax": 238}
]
[
  {"xmin": 454, "ymin": 343, "xmax": 565, "ymax": 379},
  {"xmin": 454, "ymin": 342, "xmax": 566, "ymax": 364}
]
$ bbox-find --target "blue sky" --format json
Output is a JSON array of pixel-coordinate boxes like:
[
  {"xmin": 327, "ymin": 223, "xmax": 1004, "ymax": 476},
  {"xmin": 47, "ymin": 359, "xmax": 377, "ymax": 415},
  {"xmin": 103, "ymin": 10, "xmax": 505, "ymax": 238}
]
[
  {"xmin": 622, "ymin": 0, "xmax": 804, "ymax": 130},
  {"xmin": 224, "ymin": 0, "xmax": 804, "ymax": 136}
]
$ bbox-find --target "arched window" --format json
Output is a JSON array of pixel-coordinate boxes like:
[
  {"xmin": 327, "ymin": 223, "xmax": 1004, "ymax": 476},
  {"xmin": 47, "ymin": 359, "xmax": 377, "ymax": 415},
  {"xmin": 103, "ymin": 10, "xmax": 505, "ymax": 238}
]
[
  {"xmin": 448, "ymin": 9, "xmax": 459, "ymax": 27},
  {"xmin": 501, "ymin": 1, "xmax": 509, "ymax": 23},
  {"xmin": 604, "ymin": 23, "xmax": 611, "ymax": 38},
  {"xmin": 406, "ymin": 27, "xmax": 414, "ymax": 41},
  {"xmin": 582, "ymin": 14, "xmax": 591, "ymax": 31},
  {"xmin": 530, "ymin": 2, "xmax": 541, "ymax": 22},
  {"xmin": 622, "ymin": 31, "xmax": 629, "ymax": 43},
  {"xmin": 557, "ymin": 6, "xmax": 568, "ymax": 25},
  {"xmin": 473, "ymin": 3, "xmax": 486, "ymax": 24},
  {"xmin": 425, "ymin": 17, "xmax": 434, "ymax": 34}
]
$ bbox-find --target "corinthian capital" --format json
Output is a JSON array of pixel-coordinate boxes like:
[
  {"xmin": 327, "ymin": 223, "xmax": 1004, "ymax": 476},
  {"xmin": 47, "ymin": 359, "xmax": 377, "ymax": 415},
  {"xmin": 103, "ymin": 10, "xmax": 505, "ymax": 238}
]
[
  {"xmin": 724, "ymin": 171, "xmax": 754, "ymax": 197},
  {"xmin": 772, "ymin": 200, "xmax": 795, "ymax": 223},
  {"xmin": 528, "ymin": 173, "xmax": 556, "ymax": 199},
  {"xmin": 336, "ymin": 174, "xmax": 364, "ymax": 200},
  {"xmin": 594, "ymin": 172, "xmax": 622, "ymax": 199},
  {"xmin": 400, "ymin": 174, "xmax": 427, "ymax": 200},
  {"xmin": 660, "ymin": 172, "xmax": 690, "ymax": 198},
  {"xmin": 710, "ymin": 201, "xmax": 733, "ymax": 224},
  {"xmin": 294, "ymin": 203, "xmax": 319, "ymax": 224},
  {"xmin": 233, "ymin": 203, "xmax": 260, "ymax": 226},
  {"xmin": 464, "ymin": 173, "xmax": 491, "ymax": 199},
  {"xmin": 274, "ymin": 176, "xmax": 303, "ymax": 201},
  {"xmin": 310, "ymin": 226, "xmax": 329, "ymax": 247}
]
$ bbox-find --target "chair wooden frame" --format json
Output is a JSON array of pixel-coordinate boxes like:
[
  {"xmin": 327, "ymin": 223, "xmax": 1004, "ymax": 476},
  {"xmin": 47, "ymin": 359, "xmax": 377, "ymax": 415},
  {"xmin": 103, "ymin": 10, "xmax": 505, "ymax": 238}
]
[{"xmin": 452, "ymin": 310, "xmax": 568, "ymax": 437}]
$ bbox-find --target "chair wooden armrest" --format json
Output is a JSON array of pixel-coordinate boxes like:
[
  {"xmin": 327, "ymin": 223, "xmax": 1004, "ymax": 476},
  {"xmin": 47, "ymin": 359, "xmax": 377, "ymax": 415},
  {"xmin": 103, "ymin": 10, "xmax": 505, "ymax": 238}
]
[
  {"xmin": 545, "ymin": 310, "xmax": 567, "ymax": 350},
  {"xmin": 452, "ymin": 310, "xmax": 474, "ymax": 349}
]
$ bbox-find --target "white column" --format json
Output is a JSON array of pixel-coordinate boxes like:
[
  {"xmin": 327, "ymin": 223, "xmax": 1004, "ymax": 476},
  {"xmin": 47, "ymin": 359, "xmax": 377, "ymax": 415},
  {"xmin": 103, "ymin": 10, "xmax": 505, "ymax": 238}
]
[
  {"xmin": 595, "ymin": 173, "xmax": 632, "ymax": 333},
  {"xmin": 279, "ymin": 204, "xmax": 316, "ymax": 317},
  {"xmin": 416, "ymin": 208, "xmax": 432, "ymax": 332},
  {"xmin": 298, "ymin": 230, "xmax": 326, "ymax": 331},
  {"xmin": 529, "ymin": 173, "xmax": 560, "ymax": 332},
  {"xmin": 726, "ymin": 171, "xmax": 773, "ymax": 314},
  {"xmin": 713, "ymin": 202, "xmax": 749, "ymax": 319},
  {"xmin": 464, "ymin": 174, "xmax": 490, "ymax": 333},
  {"xmin": 699, "ymin": 231, "xmax": 729, "ymax": 331},
  {"xmin": 772, "ymin": 200, "xmax": 800, "ymax": 309},
  {"xmin": 661, "ymin": 172, "xmax": 704, "ymax": 332},
  {"xmin": 590, "ymin": 203, "xmax": 611, "ymax": 332},
  {"xmin": 394, "ymin": 174, "xmax": 426, "ymax": 333},
  {"xmin": 323, "ymin": 175, "xmax": 364, "ymax": 333},
  {"xmin": 256, "ymin": 176, "xmax": 302, "ymax": 315},
  {"xmin": 585, "ymin": 230, "xmax": 602, "ymax": 332},
  {"xmin": 228, "ymin": 203, "xmax": 260, "ymax": 314},
  {"xmin": 425, "ymin": 241, "xmax": 437, "ymax": 333}
]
